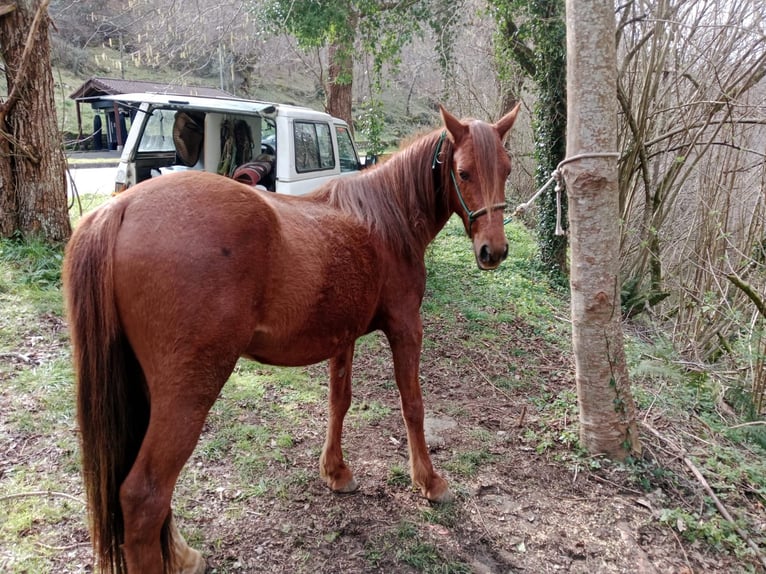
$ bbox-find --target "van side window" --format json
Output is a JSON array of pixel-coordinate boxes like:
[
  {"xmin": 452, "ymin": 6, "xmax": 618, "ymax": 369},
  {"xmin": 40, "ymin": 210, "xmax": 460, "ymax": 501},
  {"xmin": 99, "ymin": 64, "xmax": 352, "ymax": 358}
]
[
  {"xmin": 294, "ymin": 121, "xmax": 335, "ymax": 173},
  {"xmin": 336, "ymin": 125, "xmax": 359, "ymax": 172},
  {"xmin": 138, "ymin": 109, "xmax": 176, "ymax": 152}
]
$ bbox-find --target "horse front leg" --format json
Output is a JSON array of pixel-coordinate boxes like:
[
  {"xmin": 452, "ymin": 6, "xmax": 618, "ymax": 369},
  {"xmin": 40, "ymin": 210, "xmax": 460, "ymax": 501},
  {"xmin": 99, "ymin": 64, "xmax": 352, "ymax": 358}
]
[
  {"xmin": 387, "ymin": 321, "xmax": 452, "ymax": 503},
  {"xmin": 320, "ymin": 345, "xmax": 359, "ymax": 493}
]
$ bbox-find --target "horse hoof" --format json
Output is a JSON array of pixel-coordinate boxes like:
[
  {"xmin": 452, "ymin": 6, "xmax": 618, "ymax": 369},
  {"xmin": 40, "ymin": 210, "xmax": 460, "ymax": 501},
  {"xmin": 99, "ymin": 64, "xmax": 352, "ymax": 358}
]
[
  {"xmin": 331, "ymin": 476, "xmax": 359, "ymax": 494},
  {"xmin": 427, "ymin": 487, "xmax": 454, "ymax": 503},
  {"xmin": 424, "ymin": 476, "xmax": 452, "ymax": 503},
  {"xmin": 176, "ymin": 547, "xmax": 206, "ymax": 574}
]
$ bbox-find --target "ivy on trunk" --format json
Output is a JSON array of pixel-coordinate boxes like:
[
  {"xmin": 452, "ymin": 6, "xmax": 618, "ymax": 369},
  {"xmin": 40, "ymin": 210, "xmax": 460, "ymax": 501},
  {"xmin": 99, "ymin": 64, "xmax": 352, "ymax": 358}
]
[{"xmin": 491, "ymin": 0, "xmax": 568, "ymax": 280}]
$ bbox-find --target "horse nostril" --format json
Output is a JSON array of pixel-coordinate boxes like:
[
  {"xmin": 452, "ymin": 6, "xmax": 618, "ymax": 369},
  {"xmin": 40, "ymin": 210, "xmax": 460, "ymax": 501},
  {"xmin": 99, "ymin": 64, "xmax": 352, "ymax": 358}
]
[
  {"xmin": 480, "ymin": 244, "xmax": 490, "ymax": 263},
  {"xmin": 502, "ymin": 244, "xmax": 509, "ymax": 260}
]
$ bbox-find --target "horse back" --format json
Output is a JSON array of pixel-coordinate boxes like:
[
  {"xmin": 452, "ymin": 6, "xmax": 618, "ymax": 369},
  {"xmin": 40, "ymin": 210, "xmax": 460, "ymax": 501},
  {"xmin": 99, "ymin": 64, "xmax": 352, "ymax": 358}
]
[{"xmin": 109, "ymin": 172, "xmax": 386, "ymax": 368}]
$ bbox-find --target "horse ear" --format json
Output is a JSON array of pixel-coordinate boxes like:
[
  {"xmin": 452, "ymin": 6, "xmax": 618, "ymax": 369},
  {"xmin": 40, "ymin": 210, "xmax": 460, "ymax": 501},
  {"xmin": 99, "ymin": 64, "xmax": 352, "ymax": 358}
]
[
  {"xmin": 440, "ymin": 105, "xmax": 468, "ymax": 144},
  {"xmin": 494, "ymin": 102, "xmax": 521, "ymax": 139}
]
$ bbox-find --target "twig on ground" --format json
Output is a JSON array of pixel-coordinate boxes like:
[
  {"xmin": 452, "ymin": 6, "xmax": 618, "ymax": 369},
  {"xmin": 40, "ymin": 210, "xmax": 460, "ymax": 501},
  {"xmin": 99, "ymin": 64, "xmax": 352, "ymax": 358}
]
[
  {"xmin": 0, "ymin": 351, "xmax": 34, "ymax": 363},
  {"xmin": 728, "ymin": 421, "xmax": 766, "ymax": 429},
  {"xmin": 641, "ymin": 422, "xmax": 766, "ymax": 571},
  {"xmin": 681, "ymin": 456, "xmax": 766, "ymax": 569},
  {"xmin": 678, "ymin": 428, "xmax": 714, "ymax": 447},
  {"xmin": 0, "ymin": 490, "xmax": 85, "ymax": 505},
  {"xmin": 588, "ymin": 471, "xmax": 644, "ymax": 496},
  {"xmin": 35, "ymin": 541, "xmax": 90, "ymax": 551},
  {"xmin": 517, "ymin": 404, "xmax": 527, "ymax": 428},
  {"xmin": 470, "ymin": 362, "xmax": 515, "ymax": 403},
  {"xmin": 467, "ymin": 496, "xmax": 497, "ymax": 544},
  {"xmin": 667, "ymin": 525, "xmax": 693, "ymax": 573}
]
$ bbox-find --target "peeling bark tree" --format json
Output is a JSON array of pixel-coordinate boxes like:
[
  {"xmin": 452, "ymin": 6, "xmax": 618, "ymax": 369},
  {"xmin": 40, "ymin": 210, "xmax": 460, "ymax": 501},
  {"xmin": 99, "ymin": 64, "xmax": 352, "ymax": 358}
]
[
  {"xmin": 0, "ymin": 0, "xmax": 70, "ymax": 241},
  {"xmin": 563, "ymin": 0, "xmax": 640, "ymax": 457}
]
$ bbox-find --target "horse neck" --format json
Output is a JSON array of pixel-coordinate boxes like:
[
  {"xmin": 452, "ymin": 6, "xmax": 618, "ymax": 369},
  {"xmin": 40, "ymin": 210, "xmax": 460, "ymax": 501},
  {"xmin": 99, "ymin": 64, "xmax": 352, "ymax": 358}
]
[
  {"xmin": 374, "ymin": 130, "xmax": 454, "ymax": 242},
  {"xmin": 318, "ymin": 131, "xmax": 452, "ymax": 261}
]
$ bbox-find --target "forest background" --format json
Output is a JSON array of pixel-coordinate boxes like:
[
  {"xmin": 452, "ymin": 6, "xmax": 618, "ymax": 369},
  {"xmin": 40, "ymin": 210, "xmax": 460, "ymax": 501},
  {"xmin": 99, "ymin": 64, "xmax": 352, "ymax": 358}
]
[
  {"xmin": 43, "ymin": 0, "xmax": 766, "ymax": 427},
  {"xmin": 1, "ymin": 0, "xmax": 766, "ymax": 571}
]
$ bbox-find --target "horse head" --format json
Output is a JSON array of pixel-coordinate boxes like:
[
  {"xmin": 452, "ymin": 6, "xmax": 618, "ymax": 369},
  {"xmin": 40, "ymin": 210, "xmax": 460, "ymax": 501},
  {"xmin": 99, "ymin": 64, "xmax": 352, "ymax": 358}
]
[{"xmin": 439, "ymin": 103, "xmax": 521, "ymax": 270}]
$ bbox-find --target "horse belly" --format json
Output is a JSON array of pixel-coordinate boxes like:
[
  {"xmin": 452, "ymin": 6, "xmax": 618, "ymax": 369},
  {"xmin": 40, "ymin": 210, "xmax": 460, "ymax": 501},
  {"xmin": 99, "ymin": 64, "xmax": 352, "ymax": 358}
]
[
  {"xmin": 245, "ymin": 326, "xmax": 363, "ymax": 366},
  {"xmin": 244, "ymin": 240, "xmax": 383, "ymax": 366}
]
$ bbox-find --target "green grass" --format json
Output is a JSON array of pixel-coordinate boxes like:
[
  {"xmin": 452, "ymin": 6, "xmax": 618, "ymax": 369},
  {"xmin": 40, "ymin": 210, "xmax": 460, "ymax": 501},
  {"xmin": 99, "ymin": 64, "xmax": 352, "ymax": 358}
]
[
  {"xmin": 0, "ymin": 236, "xmax": 84, "ymax": 572},
  {"xmin": 387, "ymin": 464, "xmax": 411, "ymax": 488},
  {"xmin": 425, "ymin": 218, "xmax": 564, "ymax": 339},
  {"xmin": 349, "ymin": 400, "xmax": 392, "ymax": 423},
  {"xmin": 363, "ymin": 520, "xmax": 472, "ymax": 573},
  {"xmin": 444, "ymin": 447, "xmax": 495, "ymax": 478},
  {"xmin": 3, "ymin": 198, "xmax": 766, "ymax": 570},
  {"xmin": 0, "ymin": 235, "xmax": 64, "ymax": 291}
]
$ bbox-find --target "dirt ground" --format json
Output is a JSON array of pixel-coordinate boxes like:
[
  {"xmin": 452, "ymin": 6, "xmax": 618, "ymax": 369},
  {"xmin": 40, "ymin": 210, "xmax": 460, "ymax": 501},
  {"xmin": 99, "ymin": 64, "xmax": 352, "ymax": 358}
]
[{"xmin": 2, "ymin": 309, "xmax": 764, "ymax": 573}]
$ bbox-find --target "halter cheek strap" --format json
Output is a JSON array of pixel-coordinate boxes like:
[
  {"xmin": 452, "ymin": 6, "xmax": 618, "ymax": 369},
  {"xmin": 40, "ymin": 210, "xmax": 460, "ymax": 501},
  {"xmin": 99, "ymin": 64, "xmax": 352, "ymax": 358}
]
[{"xmin": 432, "ymin": 131, "xmax": 509, "ymax": 236}]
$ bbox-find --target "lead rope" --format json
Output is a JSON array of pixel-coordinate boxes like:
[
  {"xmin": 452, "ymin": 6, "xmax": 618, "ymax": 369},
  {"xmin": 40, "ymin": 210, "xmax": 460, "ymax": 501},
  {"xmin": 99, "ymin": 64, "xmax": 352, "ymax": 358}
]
[{"xmin": 512, "ymin": 152, "xmax": 620, "ymax": 236}]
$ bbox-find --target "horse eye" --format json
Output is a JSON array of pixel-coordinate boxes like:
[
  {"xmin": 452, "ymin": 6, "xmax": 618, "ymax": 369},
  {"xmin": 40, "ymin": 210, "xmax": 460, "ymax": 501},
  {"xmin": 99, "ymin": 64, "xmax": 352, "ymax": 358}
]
[{"xmin": 458, "ymin": 170, "xmax": 470, "ymax": 182}]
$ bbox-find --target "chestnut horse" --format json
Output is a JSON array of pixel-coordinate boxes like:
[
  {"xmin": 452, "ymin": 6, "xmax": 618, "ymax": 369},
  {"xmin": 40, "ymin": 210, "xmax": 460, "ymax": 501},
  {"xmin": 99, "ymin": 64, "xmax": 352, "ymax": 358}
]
[{"xmin": 63, "ymin": 104, "xmax": 520, "ymax": 574}]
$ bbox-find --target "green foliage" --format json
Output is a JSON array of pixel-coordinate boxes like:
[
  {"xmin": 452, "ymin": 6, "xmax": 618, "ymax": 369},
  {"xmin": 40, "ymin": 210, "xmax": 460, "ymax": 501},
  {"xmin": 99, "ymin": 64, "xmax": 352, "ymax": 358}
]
[
  {"xmin": 623, "ymin": 334, "xmax": 766, "ymax": 559},
  {"xmin": 702, "ymin": 447, "xmax": 766, "ymax": 506},
  {"xmin": 265, "ymin": 0, "xmax": 465, "ymax": 102},
  {"xmin": 266, "ymin": 1, "xmax": 403, "ymax": 68},
  {"xmin": 358, "ymin": 96, "xmax": 386, "ymax": 158},
  {"xmin": 0, "ymin": 234, "xmax": 64, "ymax": 289},
  {"xmin": 621, "ymin": 275, "xmax": 670, "ymax": 317},
  {"xmin": 265, "ymin": 0, "xmax": 343, "ymax": 48},
  {"xmin": 524, "ymin": 388, "xmax": 585, "ymax": 458},
  {"xmin": 658, "ymin": 507, "xmax": 749, "ymax": 556}
]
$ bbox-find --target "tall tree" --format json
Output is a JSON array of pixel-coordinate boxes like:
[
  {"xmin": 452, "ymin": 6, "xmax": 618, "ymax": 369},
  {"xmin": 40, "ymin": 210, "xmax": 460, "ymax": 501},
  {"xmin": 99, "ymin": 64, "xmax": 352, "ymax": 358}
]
[
  {"xmin": 266, "ymin": 0, "xmax": 459, "ymax": 130},
  {"xmin": 491, "ymin": 0, "xmax": 567, "ymax": 279},
  {"xmin": 0, "ymin": 0, "xmax": 70, "ymax": 241},
  {"xmin": 563, "ymin": 0, "xmax": 640, "ymax": 457}
]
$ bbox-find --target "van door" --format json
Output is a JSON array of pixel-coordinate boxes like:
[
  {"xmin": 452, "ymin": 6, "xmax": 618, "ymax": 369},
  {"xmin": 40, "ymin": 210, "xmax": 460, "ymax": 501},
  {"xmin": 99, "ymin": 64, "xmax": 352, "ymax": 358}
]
[
  {"xmin": 115, "ymin": 105, "xmax": 178, "ymax": 189},
  {"xmin": 335, "ymin": 123, "xmax": 361, "ymax": 173}
]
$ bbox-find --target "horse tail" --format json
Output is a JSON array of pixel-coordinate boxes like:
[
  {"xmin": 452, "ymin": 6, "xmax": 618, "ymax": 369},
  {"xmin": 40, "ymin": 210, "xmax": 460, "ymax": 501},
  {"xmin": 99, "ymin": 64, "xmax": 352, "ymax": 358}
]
[{"xmin": 64, "ymin": 204, "xmax": 174, "ymax": 574}]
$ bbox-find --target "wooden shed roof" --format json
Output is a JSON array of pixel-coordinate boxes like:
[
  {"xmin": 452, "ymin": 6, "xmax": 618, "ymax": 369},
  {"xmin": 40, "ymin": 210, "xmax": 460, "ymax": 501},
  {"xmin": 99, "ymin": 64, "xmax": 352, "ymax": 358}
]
[{"xmin": 70, "ymin": 76, "xmax": 233, "ymax": 101}]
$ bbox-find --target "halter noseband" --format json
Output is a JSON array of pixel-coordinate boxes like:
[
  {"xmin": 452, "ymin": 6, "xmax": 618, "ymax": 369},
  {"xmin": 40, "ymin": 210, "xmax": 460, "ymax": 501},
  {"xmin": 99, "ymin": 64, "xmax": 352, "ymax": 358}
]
[{"xmin": 432, "ymin": 131, "xmax": 509, "ymax": 235}]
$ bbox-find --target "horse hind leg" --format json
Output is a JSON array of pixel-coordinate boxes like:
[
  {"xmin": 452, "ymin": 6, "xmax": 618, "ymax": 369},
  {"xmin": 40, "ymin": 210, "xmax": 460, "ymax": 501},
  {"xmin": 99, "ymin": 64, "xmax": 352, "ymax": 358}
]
[
  {"xmin": 119, "ymin": 369, "xmax": 231, "ymax": 574},
  {"xmin": 320, "ymin": 346, "xmax": 359, "ymax": 493}
]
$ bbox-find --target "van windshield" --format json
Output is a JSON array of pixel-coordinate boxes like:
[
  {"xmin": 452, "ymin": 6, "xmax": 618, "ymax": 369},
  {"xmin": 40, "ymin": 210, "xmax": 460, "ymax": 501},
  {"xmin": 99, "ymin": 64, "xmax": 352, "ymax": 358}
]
[{"xmin": 138, "ymin": 109, "xmax": 176, "ymax": 152}]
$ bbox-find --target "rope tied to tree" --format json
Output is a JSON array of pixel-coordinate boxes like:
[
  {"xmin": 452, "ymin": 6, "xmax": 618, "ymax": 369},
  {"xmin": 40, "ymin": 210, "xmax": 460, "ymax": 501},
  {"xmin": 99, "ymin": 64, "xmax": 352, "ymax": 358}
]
[{"xmin": 513, "ymin": 152, "xmax": 620, "ymax": 236}]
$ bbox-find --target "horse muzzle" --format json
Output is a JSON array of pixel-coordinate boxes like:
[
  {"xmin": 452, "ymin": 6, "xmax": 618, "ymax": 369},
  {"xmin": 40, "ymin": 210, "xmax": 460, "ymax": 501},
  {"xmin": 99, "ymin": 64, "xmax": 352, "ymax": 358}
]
[{"xmin": 476, "ymin": 241, "xmax": 509, "ymax": 270}]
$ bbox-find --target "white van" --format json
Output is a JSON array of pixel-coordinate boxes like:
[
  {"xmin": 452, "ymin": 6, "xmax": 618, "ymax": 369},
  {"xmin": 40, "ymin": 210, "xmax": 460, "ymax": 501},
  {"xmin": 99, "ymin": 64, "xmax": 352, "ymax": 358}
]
[{"xmin": 107, "ymin": 93, "xmax": 362, "ymax": 195}]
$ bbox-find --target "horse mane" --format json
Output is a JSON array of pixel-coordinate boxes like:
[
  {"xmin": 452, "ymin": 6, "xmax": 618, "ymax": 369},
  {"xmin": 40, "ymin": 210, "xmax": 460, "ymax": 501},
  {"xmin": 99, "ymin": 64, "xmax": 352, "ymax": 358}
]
[{"xmin": 312, "ymin": 129, "xmax": 454, "ymax": 260}]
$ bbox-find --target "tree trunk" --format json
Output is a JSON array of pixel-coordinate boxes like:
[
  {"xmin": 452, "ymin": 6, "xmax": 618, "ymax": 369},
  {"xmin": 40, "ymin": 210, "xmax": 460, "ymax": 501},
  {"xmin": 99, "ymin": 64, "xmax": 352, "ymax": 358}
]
[
  {"xmin": 563, "ymin": 0, "xmax": 640, "ymax": 458},
  {"xmin": 0, "ymin": 0, "xmax": 71, "ymax": 241},
  {"xmin": 325, "ymin": 41, "xmax": 354, "ymax": 132}
]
